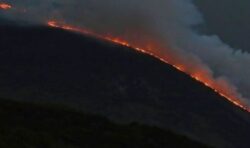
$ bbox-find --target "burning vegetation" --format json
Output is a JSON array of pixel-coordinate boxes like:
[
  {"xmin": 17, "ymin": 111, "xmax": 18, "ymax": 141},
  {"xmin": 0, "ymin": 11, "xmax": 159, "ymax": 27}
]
[
  {"xmin": 47, "ymin": 20, "xmax": 250, "ymax": 113},
  {"xmin": 0, "ymin": 2, "xmax": 11, "ymax": 10}
]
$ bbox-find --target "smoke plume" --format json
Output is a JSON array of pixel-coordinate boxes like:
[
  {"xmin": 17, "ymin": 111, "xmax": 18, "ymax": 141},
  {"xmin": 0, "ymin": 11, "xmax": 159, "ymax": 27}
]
[{"xmin": 1, "ymin": 0, "xmax": 250, "ymax": 106}]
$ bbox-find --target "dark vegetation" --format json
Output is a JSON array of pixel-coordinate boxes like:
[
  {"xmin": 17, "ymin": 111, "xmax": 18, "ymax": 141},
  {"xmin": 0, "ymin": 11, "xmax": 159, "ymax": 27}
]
[
  {"xmin": 0, "ymin": 99, "xmax": 210, "ymax": 148},
  {"xmin": 0, "ymin": 21, "xmax": 250, "ymax": 148}
]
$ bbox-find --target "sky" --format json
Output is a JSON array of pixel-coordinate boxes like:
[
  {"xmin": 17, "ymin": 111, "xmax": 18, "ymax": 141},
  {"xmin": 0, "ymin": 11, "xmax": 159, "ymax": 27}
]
[
  {"xmin": 195, "ymin": 0, "xmax": 250, "ymax": 52},
  {"xmin": 1, "ymin": 0, "xmax": 250, "ymax": 107}
]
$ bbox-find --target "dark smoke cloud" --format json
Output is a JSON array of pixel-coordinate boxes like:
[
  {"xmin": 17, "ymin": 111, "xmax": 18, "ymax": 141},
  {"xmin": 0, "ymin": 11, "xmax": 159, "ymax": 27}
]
[{"xmin": 2, "ymin": 0, "xmax": 250, "ymax": 105}]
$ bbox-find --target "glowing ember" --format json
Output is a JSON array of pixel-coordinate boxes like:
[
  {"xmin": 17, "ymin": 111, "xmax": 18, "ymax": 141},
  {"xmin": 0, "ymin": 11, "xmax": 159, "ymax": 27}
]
[
  {"xmin": 47, "ymin": 21, "xmax": 92, "ymax": 35},
  {"xmin": 0, "ymin": 3, "xmax": 11, "ymax": 10},
  {"xmin": 47, "ymin": 20, "xmax": 250, "ymax": 113}
]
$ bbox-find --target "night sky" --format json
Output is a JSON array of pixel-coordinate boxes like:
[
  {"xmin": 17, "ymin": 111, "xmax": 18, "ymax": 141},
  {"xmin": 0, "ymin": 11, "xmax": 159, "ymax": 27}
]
[{"xmin": 195, "ymin": 0, "xmax": 250, "ymax": 52}]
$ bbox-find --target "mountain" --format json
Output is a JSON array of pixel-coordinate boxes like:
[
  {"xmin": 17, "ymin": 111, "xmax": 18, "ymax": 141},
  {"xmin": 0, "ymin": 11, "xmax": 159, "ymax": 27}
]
[{"xmin": 0, "ymin": 23, "xmax": 250, "ymax": 148}]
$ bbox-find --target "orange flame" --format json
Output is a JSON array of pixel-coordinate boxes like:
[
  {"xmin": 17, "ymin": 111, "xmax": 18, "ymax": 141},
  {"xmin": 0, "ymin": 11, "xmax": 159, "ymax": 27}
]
[
  {"xmin": 0, "ymin": 3, "xmax": 11, "ymax": 10},
  {"xmin": 47, "ymin": 20, "xmax": 250, "ymax": 113}
]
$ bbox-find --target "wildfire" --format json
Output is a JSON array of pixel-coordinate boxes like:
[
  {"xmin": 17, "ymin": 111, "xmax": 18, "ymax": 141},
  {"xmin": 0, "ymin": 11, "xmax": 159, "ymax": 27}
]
[
  {"xmin": 47, "ymin": 21, "xmax": 93, "ymax": 35},
  {"xmin": 0, "ymin": 2, "xmax": 11, "ymax": 10},
  {"xmin": 47, "ymin": 20, "xmax": 250, "ymax": 113}
]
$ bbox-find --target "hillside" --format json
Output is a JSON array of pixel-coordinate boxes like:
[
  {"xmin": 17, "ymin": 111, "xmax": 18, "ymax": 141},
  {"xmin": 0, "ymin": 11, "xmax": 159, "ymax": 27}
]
[
  {"xmin": 0, "ymin": 23, "xmax": 250, "ymax": 147},
  {"xmin": 0, "ymin": 99, "xmax": 210, "ymax": 148}
]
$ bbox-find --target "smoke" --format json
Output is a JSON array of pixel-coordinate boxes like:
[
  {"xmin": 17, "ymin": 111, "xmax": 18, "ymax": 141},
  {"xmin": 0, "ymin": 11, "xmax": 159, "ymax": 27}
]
[{"xmin": 2, "ymin": 0, "xmax": 250, "ymax": 105}]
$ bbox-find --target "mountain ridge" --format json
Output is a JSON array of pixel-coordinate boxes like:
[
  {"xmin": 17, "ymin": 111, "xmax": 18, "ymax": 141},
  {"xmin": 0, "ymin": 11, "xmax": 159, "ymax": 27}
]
[{"xmin": 0, "ymin": 24, "xmax": 250, "ymax": 148}]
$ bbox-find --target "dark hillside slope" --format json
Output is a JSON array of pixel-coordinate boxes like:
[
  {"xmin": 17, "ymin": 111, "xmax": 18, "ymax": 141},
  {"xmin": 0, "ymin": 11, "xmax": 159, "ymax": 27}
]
[
  {"xmin": 0, "ymin": 24, "xmax": 250, "ymax": 148},
  {"xmin": 0, "ymin": 99, "xmax": 210, "ymax": 148}
]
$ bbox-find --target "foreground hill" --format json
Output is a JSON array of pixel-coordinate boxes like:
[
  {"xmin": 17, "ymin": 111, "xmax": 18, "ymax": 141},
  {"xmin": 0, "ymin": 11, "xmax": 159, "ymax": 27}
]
[
  {"xmin": 0, "ymin": 99, "xmax": 210, "ymax": 148},
  {"xmin": 0, "ymin": 23, "xmax": 250, "ymax": 147}
]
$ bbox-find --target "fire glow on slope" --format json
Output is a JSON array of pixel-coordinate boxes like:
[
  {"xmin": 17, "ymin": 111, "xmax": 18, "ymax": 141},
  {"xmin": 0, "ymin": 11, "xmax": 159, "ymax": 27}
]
[
  {"xmin": 47, "ymin": 20, "xmax": 250, "ymax": 113},
  {"xmin": 0, "ymin": 2, "xmax": 11, "ymax": 10}
]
